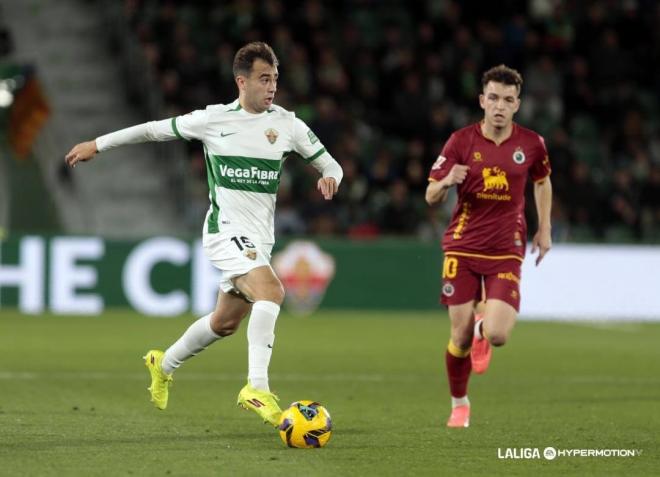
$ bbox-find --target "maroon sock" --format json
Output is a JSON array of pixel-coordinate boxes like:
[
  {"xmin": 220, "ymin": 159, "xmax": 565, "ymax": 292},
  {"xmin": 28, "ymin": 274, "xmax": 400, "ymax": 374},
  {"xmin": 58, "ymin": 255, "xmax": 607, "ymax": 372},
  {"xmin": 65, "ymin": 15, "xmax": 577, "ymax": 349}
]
[{"xmin": 445, "ymin": 350, "xmax": 472, "ymax": 398}]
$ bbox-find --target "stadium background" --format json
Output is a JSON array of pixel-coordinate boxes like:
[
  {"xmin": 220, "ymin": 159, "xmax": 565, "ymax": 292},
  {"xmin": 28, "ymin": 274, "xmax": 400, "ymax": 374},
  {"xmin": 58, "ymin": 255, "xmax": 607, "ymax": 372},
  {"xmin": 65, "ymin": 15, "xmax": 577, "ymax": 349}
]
[{"xmin": 0, "ymin": 1, "xmax": 659, "ymax": 475}]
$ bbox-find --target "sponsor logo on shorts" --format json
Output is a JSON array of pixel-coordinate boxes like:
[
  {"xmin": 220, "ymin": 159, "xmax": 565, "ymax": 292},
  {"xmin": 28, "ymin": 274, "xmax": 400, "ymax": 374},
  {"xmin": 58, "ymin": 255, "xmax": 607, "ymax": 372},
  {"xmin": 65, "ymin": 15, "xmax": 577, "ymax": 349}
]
[
  {"xmin": 244, "ymin": 249, "xmax": 257, "ymax": 260},
  {"xmin": 442, "ymin": 283, "xmax": 455, "ymax": 297},
  {"xmin": 497, "ymin": 272, "xmax": 520, "ymax": 284}
]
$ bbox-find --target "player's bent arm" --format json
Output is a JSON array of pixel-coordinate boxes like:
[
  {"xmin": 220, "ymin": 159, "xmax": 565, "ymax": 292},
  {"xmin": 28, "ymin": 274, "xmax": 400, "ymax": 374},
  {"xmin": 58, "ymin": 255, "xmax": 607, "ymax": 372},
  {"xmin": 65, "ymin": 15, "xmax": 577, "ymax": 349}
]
[
  {"xmin": 310, "ymin": 155, "xmax": 343, "ymax": 185},
  {"xmin": 425, "ymin": 163, "xmax": 468, "ymax": 205},
  {"xmin": 310, "ymin": 154, "xmax": 343, "ymax": 200},
  {"xmin": 425, "ymin": 179, "xmax": 451, "ymax": 206}
]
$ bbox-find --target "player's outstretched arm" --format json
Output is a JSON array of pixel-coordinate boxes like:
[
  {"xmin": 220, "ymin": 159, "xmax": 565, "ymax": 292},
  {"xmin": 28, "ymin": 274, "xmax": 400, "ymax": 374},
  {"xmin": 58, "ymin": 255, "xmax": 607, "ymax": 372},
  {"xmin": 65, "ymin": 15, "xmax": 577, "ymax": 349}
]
[
  {"xmin": 65, "ymin": 140, "xmax": 98, "ymax": 167},
  {"xmin": 64, "ymin": 115, "xmax": 199, "ymax": 169},
  {"xmin": 531, "ymin": 177, "xmax": 552, "ymax": 266},
  {"xmin": 425, "ymin": 164, "xmax": 469, "ymax": 205}
]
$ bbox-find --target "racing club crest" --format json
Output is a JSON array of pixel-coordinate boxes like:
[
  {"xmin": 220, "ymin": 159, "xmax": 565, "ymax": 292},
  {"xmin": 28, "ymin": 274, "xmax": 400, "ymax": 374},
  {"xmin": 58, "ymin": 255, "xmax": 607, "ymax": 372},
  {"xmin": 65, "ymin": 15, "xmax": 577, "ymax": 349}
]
[
  {"xmin": 442, "ymin": 282, "xmax": 455, "ymax": 297},
  {"xmin": 512, "ymin": 147, "xmax": 526, "ymax": 164},
  {"xmin": 265, "ymin": 128, "xmax": 279, "ymax": 144}
]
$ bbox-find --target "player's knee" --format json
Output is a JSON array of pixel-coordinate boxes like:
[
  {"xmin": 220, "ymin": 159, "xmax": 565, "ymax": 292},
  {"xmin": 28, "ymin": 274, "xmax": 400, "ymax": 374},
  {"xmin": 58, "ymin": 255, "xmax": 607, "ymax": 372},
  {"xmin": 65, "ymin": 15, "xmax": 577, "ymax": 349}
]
[
  {"xmin": 260, "ymin": 281, "xmax": 285, "ymax": 305},
  {"xmin": 210, "ymin": 315, "xmax": 240, "ymax": 337},
  {"xmin": 273, "ymin": 282, "xmax": 285, "ymax": 304},
  {"xmin": 217, "ymin": 323, "xmax": 239, "ymax": 337},
  {"xmin": 488, "ymin": 332, "xmax": 508, "ymax": 347},
  {"xmin": 451, "ymin": 331, "xmax": 472, "ymax": 350}
]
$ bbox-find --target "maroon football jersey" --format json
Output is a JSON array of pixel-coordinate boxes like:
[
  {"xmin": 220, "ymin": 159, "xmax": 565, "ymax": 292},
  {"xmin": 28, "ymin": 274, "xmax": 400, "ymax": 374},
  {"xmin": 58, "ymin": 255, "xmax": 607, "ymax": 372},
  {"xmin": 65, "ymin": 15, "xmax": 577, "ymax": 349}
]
[{"xmin": 428, "ymin": 123, "xmax": 551, "ymax": 258}]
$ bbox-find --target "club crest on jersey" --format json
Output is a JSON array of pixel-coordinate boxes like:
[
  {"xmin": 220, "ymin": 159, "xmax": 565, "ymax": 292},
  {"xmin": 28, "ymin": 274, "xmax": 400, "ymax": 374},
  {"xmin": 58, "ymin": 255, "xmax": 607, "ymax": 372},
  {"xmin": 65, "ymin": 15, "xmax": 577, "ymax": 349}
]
[
  {"xmin": 265, "ymin": 128, "xmax": 279, "ymax": 144},
  {"xmin": 512, "ymin": 147, "xmax": 526, "ymax": 164},
  {"xmin": 473, "ymin": 151, "xmax": 483, "ymax": 162},
  {"xmin": 244, "ymin": 249, "xmax": 257, "ymax": 260}
]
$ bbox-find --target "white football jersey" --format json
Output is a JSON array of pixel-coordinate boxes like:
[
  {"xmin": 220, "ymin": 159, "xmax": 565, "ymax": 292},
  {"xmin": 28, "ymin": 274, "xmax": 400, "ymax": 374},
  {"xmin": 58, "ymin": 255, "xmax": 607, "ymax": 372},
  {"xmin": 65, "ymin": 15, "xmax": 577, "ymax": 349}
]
[{"xmin": 173, "ymin": 100, "xmax": 336, "ymax": 243}]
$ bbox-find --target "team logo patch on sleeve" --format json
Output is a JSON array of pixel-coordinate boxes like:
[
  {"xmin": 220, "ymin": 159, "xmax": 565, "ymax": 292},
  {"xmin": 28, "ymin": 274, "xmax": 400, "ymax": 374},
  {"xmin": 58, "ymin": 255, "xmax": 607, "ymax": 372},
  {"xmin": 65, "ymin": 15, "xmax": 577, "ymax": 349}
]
[
  {"xmin": 512, "ymin": 147, "xmax": 526, "ymax": 164},
  {"xmin": 432, "ymin": 155, "xmax": 447, "ymax": 170},
  {"xmin": 265, "ymin": 128, "xmax": 279, "ymax": 144},
  {"xmin": 307, "ymin": 130, "xmax": 319, "ymax": 144}
]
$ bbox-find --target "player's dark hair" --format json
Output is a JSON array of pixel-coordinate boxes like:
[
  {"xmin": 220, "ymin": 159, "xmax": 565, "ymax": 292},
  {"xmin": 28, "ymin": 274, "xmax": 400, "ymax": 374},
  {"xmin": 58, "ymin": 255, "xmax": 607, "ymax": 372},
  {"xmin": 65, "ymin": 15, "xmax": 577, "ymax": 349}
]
[
  {"xmin": 481, "ymin": 64, "xmax": 523, "ymax": 92},
  {"xmin": 233, "ymin": 42, "xmax": 279, "ymax": 77}
]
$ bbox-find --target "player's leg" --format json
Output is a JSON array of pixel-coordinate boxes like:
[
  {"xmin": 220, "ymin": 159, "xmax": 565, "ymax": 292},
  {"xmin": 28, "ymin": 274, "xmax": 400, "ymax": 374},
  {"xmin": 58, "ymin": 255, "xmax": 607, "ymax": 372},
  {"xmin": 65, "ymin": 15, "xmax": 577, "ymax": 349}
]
[
  {"xmin": 441, "ymin": 254, "xmax": 480, "ymax": 428},
  {"xmin": 472, "ymin": 259, "xmax": 521, "ymax": 374},
  {"xmin": 233, "ymin": 265, "xmax": 285, "ymax": 426},
  {"xmin": 471, "ymin": 281, "xmax": 492, "ymax": 374},
  {"xmin": 446, "ymin": 301, "xmax": 477, "ymax": 427},
  {"xmin": 233, "ymin": 265, "xmax": 284, "ymax": 391},
  {"xmin": 162, "ymin": 290, "xmax": 252, "ymax": 372},
  {"xmin": 144, "ymin": 290, "xmax": 251, "ymax": 410},
  {"xmin": 481, "ymin": 258, "xmax": 521, "ymax": 347}
]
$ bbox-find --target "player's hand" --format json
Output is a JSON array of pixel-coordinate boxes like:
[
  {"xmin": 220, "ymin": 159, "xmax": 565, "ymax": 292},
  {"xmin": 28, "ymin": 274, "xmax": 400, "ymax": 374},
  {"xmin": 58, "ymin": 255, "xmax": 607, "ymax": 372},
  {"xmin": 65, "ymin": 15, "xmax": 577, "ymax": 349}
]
[
  {"xmin": 317, "ymin": 177, "xmax": 338, "ymax": 200},
  {"xmin": 65, "ymin": 140, "xmax": 98, "ymax": 168},
  {"xmin": 531, "ymin": 228, "xmax": 552, "ymax": 266},
  {"xmin": 444, "ymin": 164, "xmax": 470, "ymax": 187}
]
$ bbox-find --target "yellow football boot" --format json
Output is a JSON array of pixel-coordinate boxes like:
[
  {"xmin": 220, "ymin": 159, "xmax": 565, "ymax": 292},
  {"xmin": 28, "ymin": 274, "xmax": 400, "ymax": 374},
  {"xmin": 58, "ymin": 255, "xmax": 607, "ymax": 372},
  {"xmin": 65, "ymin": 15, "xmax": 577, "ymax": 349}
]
[
  {"xmin": 237, "ymin": 383, "xmax": 282, "ymax": 427},
  {"xmin": 143, "ymin": 350, "xmax": 173, "ymax": 410}
]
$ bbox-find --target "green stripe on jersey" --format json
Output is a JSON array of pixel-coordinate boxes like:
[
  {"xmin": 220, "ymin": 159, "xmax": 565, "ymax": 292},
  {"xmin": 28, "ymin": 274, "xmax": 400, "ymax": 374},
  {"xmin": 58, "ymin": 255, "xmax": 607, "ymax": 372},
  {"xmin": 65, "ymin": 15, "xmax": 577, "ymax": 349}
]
[
  {"xmin": 171, "ymin": 118, "xmax": 188, "ymax": 141},
  {"xmin": 304, "ymin": 147, "xmax": 326, "ymax": 164},
  {"xmin": 210, "ymin": 155, "xmax": 282, "ymax": 194},
  {"xmin": 203, "ymin": 147, "xmax": 220, "ymax": 233}
]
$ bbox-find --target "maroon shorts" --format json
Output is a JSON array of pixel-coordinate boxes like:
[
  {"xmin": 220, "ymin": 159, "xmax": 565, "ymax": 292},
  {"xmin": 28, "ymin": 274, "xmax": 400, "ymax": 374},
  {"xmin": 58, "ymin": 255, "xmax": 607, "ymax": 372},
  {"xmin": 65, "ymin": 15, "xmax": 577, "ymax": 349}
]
[{"xmin": 440, "ymin": 252, "xmax": 522, "ymax": 311}]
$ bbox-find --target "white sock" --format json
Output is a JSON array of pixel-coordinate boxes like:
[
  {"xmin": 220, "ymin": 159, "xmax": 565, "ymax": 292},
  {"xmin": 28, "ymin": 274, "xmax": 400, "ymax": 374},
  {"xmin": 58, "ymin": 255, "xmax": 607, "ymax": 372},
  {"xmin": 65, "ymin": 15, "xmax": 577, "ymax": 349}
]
[
  {"xmin": 474, "ymin": 319, "xmax": 484, "ymax": 340},
  {"xmin": 161, "ymin": 313, "xmax": 221, "ymax": 374},
  {"xmin": 451, "ymin": 396, "xmax": 470, "ymax": 408},
  {"xmin": 247, "ymin": 300, "xmax": 280, "ymax": 392}
]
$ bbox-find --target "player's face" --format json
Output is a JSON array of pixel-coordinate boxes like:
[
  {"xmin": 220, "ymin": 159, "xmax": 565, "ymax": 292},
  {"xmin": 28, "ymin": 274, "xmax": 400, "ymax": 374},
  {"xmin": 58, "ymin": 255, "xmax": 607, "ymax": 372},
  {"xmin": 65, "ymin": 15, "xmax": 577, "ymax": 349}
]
[
  {"xmin": 479, "ymin": 81, "xmax": 520, "ymax": 129},
  {"xmin": 239, "ymin": 59, "xmax": 278, "ymax": 113}
]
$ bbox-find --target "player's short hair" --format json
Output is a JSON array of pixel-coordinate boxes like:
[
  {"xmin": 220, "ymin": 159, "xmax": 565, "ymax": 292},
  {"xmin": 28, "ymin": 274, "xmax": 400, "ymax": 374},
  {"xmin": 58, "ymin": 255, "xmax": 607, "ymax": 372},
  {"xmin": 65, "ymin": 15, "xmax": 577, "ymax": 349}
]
[
  {"xmin": 233, "ymin": 42, "xmax": 279, "ymax": 77},
  {"xmin": 481, "ymin": 64, "xmax": 523, "ymax": 93}
]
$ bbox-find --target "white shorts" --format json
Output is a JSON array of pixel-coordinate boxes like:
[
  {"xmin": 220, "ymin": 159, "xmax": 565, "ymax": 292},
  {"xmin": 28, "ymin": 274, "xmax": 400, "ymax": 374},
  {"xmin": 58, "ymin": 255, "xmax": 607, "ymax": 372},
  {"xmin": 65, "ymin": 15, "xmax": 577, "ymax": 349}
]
[{"xmin": 202, "ymin": 232, "xmax": 274, "ymax": 293}]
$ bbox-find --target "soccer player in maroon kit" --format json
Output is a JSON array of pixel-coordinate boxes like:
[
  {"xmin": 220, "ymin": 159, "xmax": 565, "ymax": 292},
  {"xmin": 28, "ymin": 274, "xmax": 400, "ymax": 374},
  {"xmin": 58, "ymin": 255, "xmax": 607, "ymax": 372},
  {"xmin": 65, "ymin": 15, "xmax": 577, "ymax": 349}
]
[{"xmin": 425, "ymin": 65, "xmax": 552, "ymax": 428}]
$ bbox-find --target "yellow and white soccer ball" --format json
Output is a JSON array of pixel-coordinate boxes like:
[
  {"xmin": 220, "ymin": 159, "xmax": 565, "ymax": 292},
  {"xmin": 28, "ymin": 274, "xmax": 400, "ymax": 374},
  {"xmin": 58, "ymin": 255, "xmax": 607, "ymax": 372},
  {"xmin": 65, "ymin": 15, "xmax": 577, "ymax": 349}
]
[{"xmin": 278, "ymin": 400, "xmax": 332, "ymax": 448}]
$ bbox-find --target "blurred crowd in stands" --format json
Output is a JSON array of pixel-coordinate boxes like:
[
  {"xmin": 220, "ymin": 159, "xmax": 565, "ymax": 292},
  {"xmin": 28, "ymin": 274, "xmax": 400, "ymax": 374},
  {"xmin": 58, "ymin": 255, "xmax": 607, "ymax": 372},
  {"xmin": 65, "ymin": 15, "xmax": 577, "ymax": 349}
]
[{"xmin": 122, "ymin": 0, "xmax": 660, "ymax": 242}]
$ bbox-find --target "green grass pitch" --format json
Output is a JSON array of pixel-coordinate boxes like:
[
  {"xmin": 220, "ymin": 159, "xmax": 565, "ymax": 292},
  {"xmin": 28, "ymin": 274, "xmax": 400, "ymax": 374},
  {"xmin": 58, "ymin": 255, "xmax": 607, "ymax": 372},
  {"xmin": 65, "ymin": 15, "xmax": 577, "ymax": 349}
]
[{"xmin": 0, "ymin": 310, "xmax": 658, "ymax": 476}]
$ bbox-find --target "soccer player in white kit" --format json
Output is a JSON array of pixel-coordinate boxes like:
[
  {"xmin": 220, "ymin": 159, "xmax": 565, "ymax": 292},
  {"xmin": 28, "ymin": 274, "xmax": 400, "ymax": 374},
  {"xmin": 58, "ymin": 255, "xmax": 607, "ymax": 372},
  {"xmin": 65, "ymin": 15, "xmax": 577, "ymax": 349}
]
[{"xmin": 65, "ymin": 42, "xmax": 343, "ymax": 427}]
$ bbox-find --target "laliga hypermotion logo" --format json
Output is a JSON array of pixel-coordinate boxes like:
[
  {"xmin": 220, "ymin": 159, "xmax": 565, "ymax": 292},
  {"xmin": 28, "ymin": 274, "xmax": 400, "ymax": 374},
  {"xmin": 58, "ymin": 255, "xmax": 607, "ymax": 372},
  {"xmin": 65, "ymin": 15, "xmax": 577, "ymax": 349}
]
[
  {"xmin": 272, "ymin": 241, "xmax": 335, "ymax": 315},
  {"xmin": 482, "ymin": 166, "xmax": 509, "ymax": 191}
]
